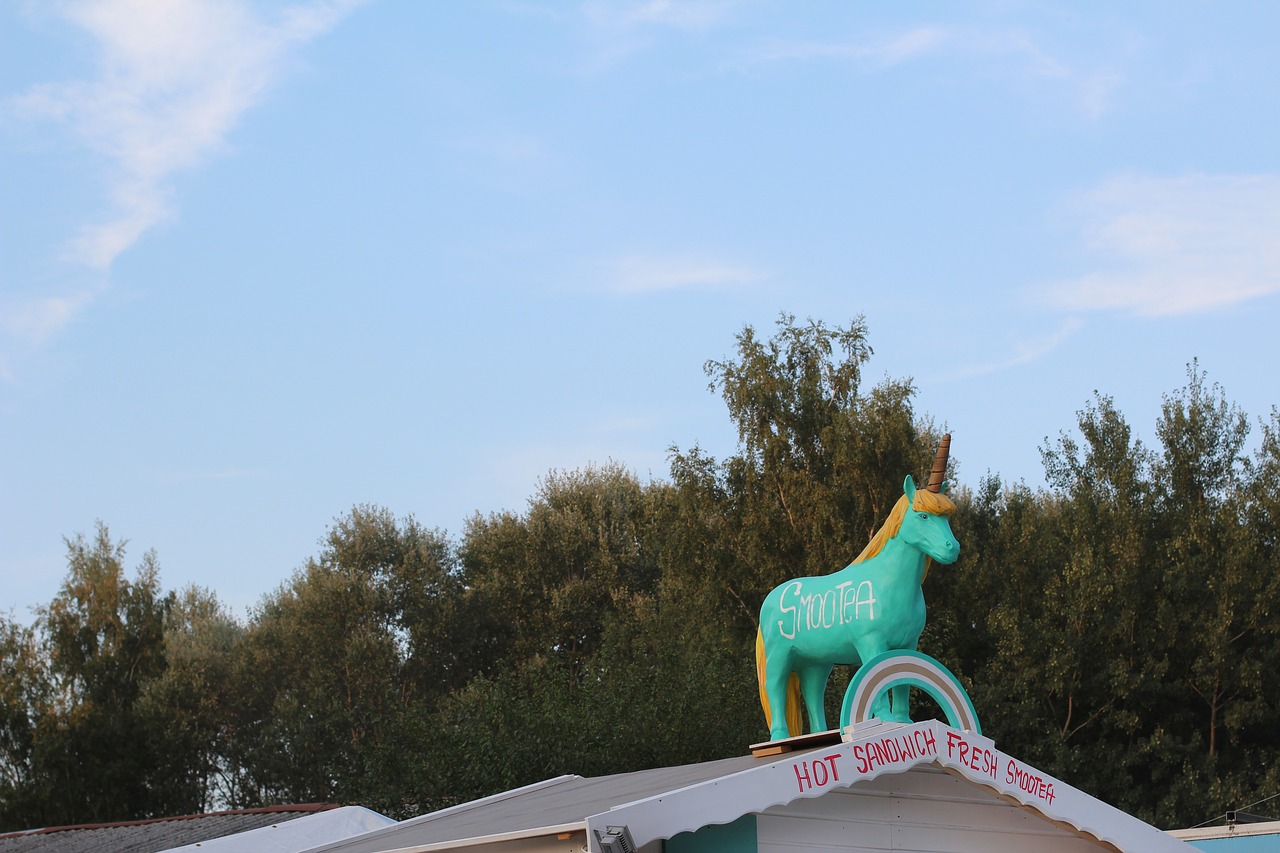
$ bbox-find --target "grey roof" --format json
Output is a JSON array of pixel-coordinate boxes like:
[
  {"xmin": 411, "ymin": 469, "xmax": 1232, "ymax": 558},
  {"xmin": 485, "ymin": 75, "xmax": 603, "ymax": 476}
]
[
  {"xmin": 304, "ymin": 752, "xmax": 792, "ymax": 853},
  {"xmin": 0, "ymin": 804, "xmax": 337, "ymax": 853}
]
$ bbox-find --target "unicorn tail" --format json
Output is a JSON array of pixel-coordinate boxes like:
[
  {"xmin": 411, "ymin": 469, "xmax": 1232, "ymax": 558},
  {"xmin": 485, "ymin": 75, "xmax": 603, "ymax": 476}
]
[{"xmin": 755, "ymin": 626, "xmax": 803, "ymax": 737}]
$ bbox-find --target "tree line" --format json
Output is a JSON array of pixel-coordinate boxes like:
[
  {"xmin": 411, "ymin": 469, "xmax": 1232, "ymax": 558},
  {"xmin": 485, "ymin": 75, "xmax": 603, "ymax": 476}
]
[{"xmin": 2, "ymin": 315, "xmax": 1277, "ymax": 832}]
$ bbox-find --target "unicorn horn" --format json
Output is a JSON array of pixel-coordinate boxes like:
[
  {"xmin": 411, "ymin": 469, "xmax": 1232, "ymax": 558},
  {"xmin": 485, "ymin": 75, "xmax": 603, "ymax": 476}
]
[{"xmin": 926, "ymin": 433, "xmax": 951, "ymax": 493}]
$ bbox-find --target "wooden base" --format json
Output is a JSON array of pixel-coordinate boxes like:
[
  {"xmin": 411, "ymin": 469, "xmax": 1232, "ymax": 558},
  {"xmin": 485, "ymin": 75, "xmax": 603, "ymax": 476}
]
[{"xmin": 749, "ymin": 729, "xmax": 844, "ymax": 757}]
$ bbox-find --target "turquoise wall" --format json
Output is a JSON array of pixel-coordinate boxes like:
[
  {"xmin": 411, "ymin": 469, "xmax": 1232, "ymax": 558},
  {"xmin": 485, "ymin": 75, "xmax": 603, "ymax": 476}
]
[{"xmin": 1187, "ymin": 834, "xmax": 1280, "ymax": 852}]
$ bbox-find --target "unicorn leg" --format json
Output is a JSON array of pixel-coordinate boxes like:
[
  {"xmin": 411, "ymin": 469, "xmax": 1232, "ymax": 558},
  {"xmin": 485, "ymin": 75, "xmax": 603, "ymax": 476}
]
[
  {"xmin": 764, "ymin": 658, "xmax": 795, "ymax": 741},
  {"xmin": 856, "ymin": 642, "xmax": 894, "ymax": 722},
  {"xmin": 799, "ymin": 664, "xmax": 834, "ymax": 733},
  {"xmin": 887, "ymin": 683, "xmax": 913, "ymax": 723}
]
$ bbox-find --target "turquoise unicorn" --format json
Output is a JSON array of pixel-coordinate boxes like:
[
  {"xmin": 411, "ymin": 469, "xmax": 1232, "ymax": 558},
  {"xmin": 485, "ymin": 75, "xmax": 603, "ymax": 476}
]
[{"xmin": 755, "ymin": 436, "xmax": 960, "ymax": 741}]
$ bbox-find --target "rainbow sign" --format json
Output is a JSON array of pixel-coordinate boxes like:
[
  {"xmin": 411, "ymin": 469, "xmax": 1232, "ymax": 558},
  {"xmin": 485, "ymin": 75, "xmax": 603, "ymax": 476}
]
[{"xmin": 840, "ymin": 650, "xmax": 981, "ymax": 734}]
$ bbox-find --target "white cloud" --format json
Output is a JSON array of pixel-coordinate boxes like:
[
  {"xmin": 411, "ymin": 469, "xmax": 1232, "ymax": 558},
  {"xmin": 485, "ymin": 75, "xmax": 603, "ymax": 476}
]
[
  {"xmin": 739, "ymin": 25, "xmax": 1121, "ymax": 118},
  {"xmin": 0, "ymin": 287, "xmax": 103, "ymax": 380},
  {"xmin": 0, "ymin": 288, "xmax": 100, "ymax": 347},
  {"xmin": 581, "ymin": 0, "xmax": 736, "ymax": 33},
  {"xmin": 574, "ymin": 0, "xmax": 740, "ymax": 71},
  {"xmin": 749, "ymin": 27, "xmax": 949, "ymax": 69},
  {"xmin": 1046, "ymin": 174, "xmax": 1280, "ymax": 316},
  {"xmin": 943, "ymin": 317, "xmax": 1083, "ymax": 381},
  {"xmin": 12, "ymin": 0, "xmax": 365, "ymax": 271},
  {"xmin": 607, "ymin": 254, "xmax": 765, "ymax": 294},
  {"xmin": 2, "ymin": 0, "xmax": 361, "ymax": 376}
]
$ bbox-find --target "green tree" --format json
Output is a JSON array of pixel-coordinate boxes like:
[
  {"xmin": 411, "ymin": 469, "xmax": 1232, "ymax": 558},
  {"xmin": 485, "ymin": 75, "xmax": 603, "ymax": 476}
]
[
  {"xmin": 461, "ymin": 462, "xmax": 660, "ymax": 682},
  {"xmin": 666, "ymin": 314, "xmax": 940, "ymax": 666},
  {"xmin": 1154, "ymin": 365, "xmax": 1259, "ymax": 761},
  {"xmin": 137, "ymin": 586, "xmax": 245, "ymax": 812},
  {"xmin": 15, "ymin": 524, "xmax": 179, "ymax": 826},
  {"xmin": 230, "ymin": 506, "xmax": 463, "ymax": 809},
  {"xmin": 0, "ymin": 616, "xmax": 44, "ymax": 828}
]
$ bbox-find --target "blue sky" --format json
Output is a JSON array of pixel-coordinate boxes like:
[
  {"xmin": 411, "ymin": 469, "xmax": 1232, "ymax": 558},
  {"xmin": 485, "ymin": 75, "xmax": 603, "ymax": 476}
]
[{"xmin": 3, "ymin": 1, "xmax": 1278, "ymax": 621}]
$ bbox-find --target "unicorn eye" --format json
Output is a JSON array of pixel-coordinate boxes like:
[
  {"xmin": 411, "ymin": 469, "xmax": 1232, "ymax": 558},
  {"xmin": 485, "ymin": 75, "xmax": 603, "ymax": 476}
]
[{"xmin": 917, "ymin": 513, "xmax": 929, "ymax": 520}]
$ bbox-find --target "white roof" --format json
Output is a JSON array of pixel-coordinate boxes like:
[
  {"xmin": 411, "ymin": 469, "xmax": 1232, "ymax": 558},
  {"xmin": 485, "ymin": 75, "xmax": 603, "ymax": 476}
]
[
  {"xmin": 303, "ymin": 721, "xmax": 1191, "ymax": 853},
  {"xmin": 158, "ymin": 805, "xmax": 396, "ymax": 853}
]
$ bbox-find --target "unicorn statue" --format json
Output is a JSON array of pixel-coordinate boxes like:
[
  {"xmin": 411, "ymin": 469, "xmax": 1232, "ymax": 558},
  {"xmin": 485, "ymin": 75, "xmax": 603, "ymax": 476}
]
[{"xmin": 756, "ymin": 435, "xmax": 960, "ymax": 741}]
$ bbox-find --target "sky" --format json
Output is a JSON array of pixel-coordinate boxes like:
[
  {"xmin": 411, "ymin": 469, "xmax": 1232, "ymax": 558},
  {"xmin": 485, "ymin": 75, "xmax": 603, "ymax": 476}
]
[{"xmin": 2, "ymin": 1, "xmax": 1278, "ymax": 623}]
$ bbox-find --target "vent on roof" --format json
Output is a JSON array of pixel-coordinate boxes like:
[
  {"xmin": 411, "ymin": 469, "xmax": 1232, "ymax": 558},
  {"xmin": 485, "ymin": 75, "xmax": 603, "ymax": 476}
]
[{"xmin": 597, "ymin": 825, "xmax": 635, "ymax": 853}]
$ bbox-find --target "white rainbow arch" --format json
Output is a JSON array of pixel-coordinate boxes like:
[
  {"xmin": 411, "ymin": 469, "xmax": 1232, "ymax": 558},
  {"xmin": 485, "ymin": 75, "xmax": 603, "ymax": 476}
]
[{"xmin": 840, "ymin": 650, "xmax": 981, "ymax": 734}]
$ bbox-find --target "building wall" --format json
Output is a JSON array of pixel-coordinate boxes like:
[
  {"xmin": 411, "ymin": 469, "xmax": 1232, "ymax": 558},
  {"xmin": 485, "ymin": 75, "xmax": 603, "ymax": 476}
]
[
  {"xmin": 755, "ymin": 767, "xmax": 1108, "ymax": 853},
  {"xmin": 666, "ymin": 815, "xmax": 758, "ymax": 853}
]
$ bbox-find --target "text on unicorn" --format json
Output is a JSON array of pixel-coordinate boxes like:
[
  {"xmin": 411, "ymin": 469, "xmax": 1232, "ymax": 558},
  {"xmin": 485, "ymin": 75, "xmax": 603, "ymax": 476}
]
[{"xmin": 777, "ymin": 579, "xmax": 877, "ymax": 639}]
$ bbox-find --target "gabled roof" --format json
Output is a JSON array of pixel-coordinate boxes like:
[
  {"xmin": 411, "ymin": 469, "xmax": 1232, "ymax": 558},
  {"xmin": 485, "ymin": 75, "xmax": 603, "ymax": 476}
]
[
  {"xmin": 302, "ymin": 721, "xmax": 1191, "ymax": 853},
  {"xmin": 303, "ymin": 755, "xmax": 763, "ymax": 853},
  {"xmin": 0, "ymin": 803, "xmax": 340, "ymax": 853},
  {"xmin": 158, "ymin": 805, "xmax": 396, "ymax": 853}
]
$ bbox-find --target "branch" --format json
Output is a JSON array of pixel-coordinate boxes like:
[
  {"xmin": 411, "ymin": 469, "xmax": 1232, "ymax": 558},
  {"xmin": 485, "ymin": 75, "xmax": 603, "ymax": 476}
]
[
  {"xmin": 1063, "ymin": 696, "xmax": 1112, "ymax": 741},
  {"xmin": 773, "ymin": 474, "xmax": 798, "ymax": 534},
  {"xmin": 724, "ymin": 582, "xmax": 755, "ymax": 621}
]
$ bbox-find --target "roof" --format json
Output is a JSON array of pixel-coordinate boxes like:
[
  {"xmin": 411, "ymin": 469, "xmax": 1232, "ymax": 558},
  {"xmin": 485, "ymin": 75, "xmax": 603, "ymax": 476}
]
[
  {"xmin": 303, "ymin": 720, "xmax": 1192, "ymax": 853},
  {"xmin": 1171, "ymin": 820, "xmax": 1280, "ymax": 851},
  {"xmin": 303, "ymin": 754, "xmax": 762, "ymax": 853},
  {"xmin": 0, "ymin": 804, "xmax": 340, "ymax": 853},
  {"xmin": 158, "ymin": 805, "xmax": 396, "ymax": 853}
]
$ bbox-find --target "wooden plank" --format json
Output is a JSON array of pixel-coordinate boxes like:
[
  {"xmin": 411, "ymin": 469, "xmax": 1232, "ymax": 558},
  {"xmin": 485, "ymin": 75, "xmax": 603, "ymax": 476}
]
[{"xmin": 750, "ymin": 729, "xmax": 845, "ymax": 757}]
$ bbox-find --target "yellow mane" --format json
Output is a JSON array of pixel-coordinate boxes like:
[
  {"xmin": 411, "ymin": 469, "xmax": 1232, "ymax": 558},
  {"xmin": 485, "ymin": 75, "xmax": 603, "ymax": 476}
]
[{"xmin": 852, "ymin": 488, "xmax": 956, "ymax": 569}]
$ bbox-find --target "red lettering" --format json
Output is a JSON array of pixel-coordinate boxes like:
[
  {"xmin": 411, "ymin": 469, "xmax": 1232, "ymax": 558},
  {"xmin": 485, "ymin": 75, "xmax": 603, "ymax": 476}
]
[
  {"xmin": 849, "ymin": 742, "xmax": 870, "ymax": 773},
  {"xmin": 797, "ymin": 755, "xmax": 844, "ymax": 792},
  {"xmin": 1003, "ymin": 761, "xmax": 1055, "ymax": 803},
  {"xmin": 794, "ymin": 761, "xmax": 812, "ymax": 792},
  {"xmin": 921, "ymin": 728, "xmax": 937, "ymax": 754}
]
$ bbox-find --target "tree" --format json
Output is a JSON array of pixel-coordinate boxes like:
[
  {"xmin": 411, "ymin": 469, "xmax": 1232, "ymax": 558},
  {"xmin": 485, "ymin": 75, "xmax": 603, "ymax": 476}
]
[
  {"xmin": 229, "ymin": 506, "xmax": 464, "ymax": 809},
  {"xmin": 667, "ymin": 315, "xmax": 939, "ymax": 649},
  {"xmin": 461, "ymin": 463, "xmax": 660, "ymax": 683},
  {"xmin": 136, "ymin": 586, "xmax": 245, "ymax": 812},
  {"xmin": 11, "ymin": 524, "xmax": 179, "ymax": 826},
  {"xmin": 0, "ymin": 616, "xmax": 43, "ymax": 829},
  {"xmin": 1154, "ymin": 365, "xmax": 1265, "ymax": 762}
]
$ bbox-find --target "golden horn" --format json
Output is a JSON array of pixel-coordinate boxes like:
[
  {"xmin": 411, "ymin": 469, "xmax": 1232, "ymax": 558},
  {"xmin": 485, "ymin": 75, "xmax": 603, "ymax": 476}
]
[{"xmin": 926, "ymin": 433, "xmax": 950, "ymax": 493}]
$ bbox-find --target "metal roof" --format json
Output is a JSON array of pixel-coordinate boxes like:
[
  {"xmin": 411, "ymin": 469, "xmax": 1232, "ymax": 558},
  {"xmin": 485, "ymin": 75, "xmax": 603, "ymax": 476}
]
[
  {"xmin": 0, "ymin": 804, "xmax": 338, "ymax": 853},
  {"xmin": 301, "ymin": 721, "xmax": 1193, "ymax": 853},
  {"xmin": 302, "ymin": 753, "xmax": 772, "ymax": 853}
]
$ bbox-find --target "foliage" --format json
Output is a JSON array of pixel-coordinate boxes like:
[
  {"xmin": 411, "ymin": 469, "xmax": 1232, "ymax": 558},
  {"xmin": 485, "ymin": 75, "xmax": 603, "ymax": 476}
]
[
  {"xmin": 0, "ymin": 524, "xmax": 187, "ymax": 827},
  {"xmin": 225, "ymin": 506, "xmax": 462, "ymax": 808},
  {"xmin": 668, "ymin": 314, "xmax": 937, "ymax": 644},
  {"xmin": 2, "ymin": 325, "xmax": 1277, "ymax": 833}
]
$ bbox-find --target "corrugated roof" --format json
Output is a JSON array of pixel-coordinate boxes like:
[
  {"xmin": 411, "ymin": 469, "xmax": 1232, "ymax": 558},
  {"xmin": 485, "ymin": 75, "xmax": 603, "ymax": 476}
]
[
  {"xmin": 0, "ymin": 804, "xmax": 338, "ymax": 853},
  {"xmin": 303, "ymin": 752, "xmax": 786, "ymax": 853}
]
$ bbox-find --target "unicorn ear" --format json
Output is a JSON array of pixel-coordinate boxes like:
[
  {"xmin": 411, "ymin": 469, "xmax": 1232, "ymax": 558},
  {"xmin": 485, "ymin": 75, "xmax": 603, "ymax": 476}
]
[
  {"xmin": 941, "ymin": 479, "xmax": 950, "ymax": 495},
  {"xmin": 903, "ymin": 474, "xmax": 917, "ymax": 502}
]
